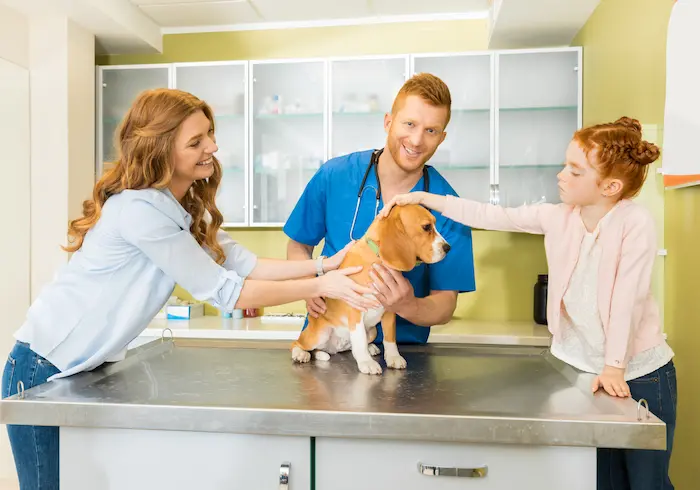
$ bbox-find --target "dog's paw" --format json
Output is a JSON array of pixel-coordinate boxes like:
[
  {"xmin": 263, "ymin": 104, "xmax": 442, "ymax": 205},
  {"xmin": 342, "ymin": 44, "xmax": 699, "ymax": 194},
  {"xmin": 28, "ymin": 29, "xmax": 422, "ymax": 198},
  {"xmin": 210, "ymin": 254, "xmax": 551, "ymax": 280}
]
[
  {"xmin": 292, "ymin": 346, "xmax": 311, "ymax": 363},
  {"xmin": 385, "ymin": 354, "xmax": 407, "ymax": 370},
  {"xmin": 314, "ymin": 351, "xmax": 331, "ymax": 361},
  {"xmin": 367, "ymin": 344, "xmax": 381, "ymax": 356},
  {"xmin": 357, "ymin": 359, "xmax": 383, "ymax": 375}
]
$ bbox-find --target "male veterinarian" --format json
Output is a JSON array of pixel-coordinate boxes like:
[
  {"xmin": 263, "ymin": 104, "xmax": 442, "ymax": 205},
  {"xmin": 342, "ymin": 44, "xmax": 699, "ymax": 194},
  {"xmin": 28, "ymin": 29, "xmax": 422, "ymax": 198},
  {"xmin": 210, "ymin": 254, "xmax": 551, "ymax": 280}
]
[{"xmin": 284, "ymin": 73, "xmax": 476, "ymax": 344}]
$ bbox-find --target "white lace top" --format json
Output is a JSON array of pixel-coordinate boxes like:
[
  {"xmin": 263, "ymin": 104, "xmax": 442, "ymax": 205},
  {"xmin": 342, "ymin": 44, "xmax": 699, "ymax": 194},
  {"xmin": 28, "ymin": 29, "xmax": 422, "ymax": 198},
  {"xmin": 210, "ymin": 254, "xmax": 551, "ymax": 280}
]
[{"xmin": 550, "ymin": 207, "xmax": 674, "ymax": 381}]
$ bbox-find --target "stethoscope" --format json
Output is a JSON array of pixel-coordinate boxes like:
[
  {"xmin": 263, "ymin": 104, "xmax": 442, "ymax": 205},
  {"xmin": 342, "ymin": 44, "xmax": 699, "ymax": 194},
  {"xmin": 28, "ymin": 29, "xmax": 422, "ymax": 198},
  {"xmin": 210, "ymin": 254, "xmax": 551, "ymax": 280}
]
[{"xmin": 349, "ymin": 148, "xmax": 430, "ymax": 241}]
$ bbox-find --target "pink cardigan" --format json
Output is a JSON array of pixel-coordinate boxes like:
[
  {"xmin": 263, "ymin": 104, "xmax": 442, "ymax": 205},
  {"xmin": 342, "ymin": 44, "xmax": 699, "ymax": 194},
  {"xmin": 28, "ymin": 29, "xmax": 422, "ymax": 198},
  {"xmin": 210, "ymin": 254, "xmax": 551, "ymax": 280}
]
[{"xmin": 443, "ymin": 196, "xmax": 665, "ymax": 369}]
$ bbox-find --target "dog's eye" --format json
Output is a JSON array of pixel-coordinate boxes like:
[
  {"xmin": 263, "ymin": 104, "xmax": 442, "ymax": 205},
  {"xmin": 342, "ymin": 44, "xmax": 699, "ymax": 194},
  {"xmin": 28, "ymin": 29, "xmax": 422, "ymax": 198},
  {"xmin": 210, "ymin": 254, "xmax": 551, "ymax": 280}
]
[{"xmin": 422, "ymin": 224, "xmax": 432, "ymax": 232}]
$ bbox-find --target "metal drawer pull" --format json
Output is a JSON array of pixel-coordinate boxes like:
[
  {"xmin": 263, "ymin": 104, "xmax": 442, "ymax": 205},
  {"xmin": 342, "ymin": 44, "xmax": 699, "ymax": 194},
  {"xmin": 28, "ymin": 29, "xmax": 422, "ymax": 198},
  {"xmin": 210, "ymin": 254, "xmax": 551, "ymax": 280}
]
[
  {"xmin": 418, "ymin": 463, "xmax": 488, "ymax": 478},
  {"xmin": 637, "ymin": 398, "xmax": 650, "ymax": 421},
  {"xmin": 279, "ymin": 462, "xmax": 290, "ymax": 489}
]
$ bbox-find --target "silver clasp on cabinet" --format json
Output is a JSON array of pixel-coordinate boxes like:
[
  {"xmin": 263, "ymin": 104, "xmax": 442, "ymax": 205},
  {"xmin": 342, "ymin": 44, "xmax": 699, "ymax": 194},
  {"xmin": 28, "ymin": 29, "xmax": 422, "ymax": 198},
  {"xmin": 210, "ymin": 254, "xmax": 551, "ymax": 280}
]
[
  {"xmin": 418, "ymin": 463, "xmax": 488, "ymax": 478},
  {"xmin": 637, "ymin": 398, "xmax": 650, "ymax": 421},
  {"xmin": 279, "ymin": 462, "xmax": 290, "ymax": 489},
  {"xmin": 489, "ymin": 184, "xmax": 500, "ymax": 205}
]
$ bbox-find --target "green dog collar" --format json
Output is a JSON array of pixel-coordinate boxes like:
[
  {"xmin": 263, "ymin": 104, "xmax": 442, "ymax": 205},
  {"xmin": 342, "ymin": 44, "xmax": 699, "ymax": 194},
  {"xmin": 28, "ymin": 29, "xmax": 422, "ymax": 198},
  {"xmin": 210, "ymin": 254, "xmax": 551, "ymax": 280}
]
[
  {"xmin": 365, "ymin": 237, "xmax": 380, "ymax": 256},
  {"xmin": 364, "ymin": 237, "xmax": 423, "ymax": 266}
]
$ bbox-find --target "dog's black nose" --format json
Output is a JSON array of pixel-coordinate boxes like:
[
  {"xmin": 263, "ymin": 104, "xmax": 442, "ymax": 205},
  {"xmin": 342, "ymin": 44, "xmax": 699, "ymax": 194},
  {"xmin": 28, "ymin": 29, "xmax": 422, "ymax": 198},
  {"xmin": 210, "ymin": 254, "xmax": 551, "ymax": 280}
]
[{"xmin": 443, "ymin": 243, "xmax": 451, "ymax": 253}]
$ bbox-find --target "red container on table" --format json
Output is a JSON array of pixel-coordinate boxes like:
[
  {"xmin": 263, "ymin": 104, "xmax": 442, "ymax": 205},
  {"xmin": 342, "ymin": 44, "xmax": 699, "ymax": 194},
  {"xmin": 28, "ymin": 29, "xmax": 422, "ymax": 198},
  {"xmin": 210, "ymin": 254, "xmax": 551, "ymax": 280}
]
[{"xmin": 243, "ymin": 307, "xmax": 263, "ymax": 318}]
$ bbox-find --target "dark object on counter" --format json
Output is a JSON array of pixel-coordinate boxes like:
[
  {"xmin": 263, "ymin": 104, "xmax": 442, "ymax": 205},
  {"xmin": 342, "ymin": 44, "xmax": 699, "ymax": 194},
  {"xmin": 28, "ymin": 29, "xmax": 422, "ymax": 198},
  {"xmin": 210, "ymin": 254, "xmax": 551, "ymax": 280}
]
[{"xmin": 534, "ymin": 274, "xmax": 548, "ymax": 325}]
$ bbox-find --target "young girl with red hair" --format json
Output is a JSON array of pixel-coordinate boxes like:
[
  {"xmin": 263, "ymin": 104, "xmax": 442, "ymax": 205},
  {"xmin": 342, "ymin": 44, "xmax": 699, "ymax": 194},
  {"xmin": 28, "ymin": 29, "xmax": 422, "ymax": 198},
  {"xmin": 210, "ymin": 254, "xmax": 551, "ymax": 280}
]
[{"xmin": 382, "ymin": 117, "xmax": 676, "ymax": 490}]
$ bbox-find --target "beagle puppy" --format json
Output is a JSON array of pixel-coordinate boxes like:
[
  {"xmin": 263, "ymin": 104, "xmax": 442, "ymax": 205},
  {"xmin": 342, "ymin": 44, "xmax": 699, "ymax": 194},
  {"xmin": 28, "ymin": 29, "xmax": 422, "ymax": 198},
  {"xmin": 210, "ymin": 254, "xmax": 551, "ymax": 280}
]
[{"xmin": 291, "ymin": 204, "xmax": 451, "ymax": 375}]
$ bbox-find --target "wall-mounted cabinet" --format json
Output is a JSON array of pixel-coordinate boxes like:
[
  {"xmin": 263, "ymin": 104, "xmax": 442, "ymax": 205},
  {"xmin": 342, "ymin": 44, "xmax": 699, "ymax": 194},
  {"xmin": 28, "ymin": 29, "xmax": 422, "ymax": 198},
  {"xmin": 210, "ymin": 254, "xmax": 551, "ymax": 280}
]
[
  {"xmin": 329, "ymin": 55, "xmax": 409, "ymax": 159},
  {"xmin": 496, "ymin": 50, "xmax": 580, "ymax": 208},
  {"xmin": 251, "ymin": 59, "xmax": 327, "ymax": 226},
  {"xmin": 98, "ymin": 65, "xmax": 170, "ymax": 172},
  {"xmin": 175, "ymin": 61, "xmax": 248, "ymax": 225},
  {"xmin": 413, "ymin": 52, "xmax": 493, "ymax": 203},
  {"xmin": 96, "ymin": 47, "xmax": 581, "ymax": 228}
]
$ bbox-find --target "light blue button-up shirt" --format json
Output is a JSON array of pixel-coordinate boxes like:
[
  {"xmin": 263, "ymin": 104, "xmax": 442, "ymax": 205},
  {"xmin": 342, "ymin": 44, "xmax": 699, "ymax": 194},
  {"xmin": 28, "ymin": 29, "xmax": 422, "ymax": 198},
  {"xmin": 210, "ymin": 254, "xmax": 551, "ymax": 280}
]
[{"xmin": 14, "ymin": 188, "xmax": 257, "ymax": 380}]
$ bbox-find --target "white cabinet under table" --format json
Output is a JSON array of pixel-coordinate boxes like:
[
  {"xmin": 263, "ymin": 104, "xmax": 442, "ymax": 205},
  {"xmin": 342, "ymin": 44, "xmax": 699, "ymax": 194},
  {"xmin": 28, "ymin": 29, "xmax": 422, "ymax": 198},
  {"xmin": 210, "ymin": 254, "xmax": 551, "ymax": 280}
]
[
  {"xmin": 60, "ymin": 430, "xmax": 593, "ymax": 490},
  {"xmin": 61, "ymin": 429, "xmax": 310, "ymax": 490},
  {"xmin": 316, "ymin": 438, "xmax": 594, "ymax": 490}
]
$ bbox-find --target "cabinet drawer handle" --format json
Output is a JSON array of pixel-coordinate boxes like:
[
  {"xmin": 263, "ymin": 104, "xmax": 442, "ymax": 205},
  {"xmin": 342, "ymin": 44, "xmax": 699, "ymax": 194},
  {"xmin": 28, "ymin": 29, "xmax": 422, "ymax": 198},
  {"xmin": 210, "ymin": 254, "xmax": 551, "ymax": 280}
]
[
  {"xmin": 279, "ymin": 462, "xmax": 290, "ymax": 489},
  {"xmin": 418, "ymin": 463, "xmax": 488, "ymax": 478}
]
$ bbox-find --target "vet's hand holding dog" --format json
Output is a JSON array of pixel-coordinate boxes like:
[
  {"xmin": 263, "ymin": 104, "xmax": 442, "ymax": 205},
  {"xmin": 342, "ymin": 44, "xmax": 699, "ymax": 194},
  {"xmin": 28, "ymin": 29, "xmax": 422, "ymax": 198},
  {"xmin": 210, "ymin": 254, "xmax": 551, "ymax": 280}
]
[
  {"xmin": 312, "ymin": 239, "xmax": 423, "ymax": 319},
  {"xmin": 369, "ymin": 263, "xmax": 415, "ymax": 315},
  {"xmin": 307, "ymin": 232, "xmax": 432, "ymax": 321}
]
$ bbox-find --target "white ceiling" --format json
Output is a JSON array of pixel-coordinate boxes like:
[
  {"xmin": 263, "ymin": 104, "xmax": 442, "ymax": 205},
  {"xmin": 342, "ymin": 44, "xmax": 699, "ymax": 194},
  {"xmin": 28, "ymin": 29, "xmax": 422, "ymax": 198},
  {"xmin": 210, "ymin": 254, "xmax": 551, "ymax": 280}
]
[
  {"xmin": 1, "ymin": 0, "xmax": 601, "ymax": 55},
  {"xmin": 129, "ymin": 0, "xmax": 490, "ymax": 27},
  {"xmin": 488, "ymin": 0, "xmax": 600, "ymax": 48},
  {"xmin": 1, "ymin": 0, "xmax": 163, "ymax": 54}
]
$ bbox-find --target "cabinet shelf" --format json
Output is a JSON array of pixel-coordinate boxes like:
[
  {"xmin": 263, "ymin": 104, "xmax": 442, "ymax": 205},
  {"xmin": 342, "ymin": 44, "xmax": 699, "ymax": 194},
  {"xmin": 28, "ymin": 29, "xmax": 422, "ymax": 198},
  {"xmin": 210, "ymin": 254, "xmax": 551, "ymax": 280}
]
[
  {"xmin": 327, "ymin": 106, "xmax": 578, "ymax": 119},
  {"xmin": 498, "ymin": 163, "xmax": 563, "ymax": 168},
  {"xmin": 453, "ymin": 108, "xmax": 490, "ymax": 114},
  {"xmin": 104, "ymin": 108, "xmax": 576, "ymax": 126},
  {"xmin": 102, "ymin": 113, "xmax": 246, "ymax": 125},
  {"xmin": 434, "ymin": 164, "xmax": 562, "ymax": 170},
  {"xmin": 254, "ymin": 166, "xmax": 321, "ymax": 175},
  {"xmin": 332, "ymin": 111, "xmax": 385, "ymax": 116},
  {"xmin": 433, "ymin": 164, "xmax": 489, "ymax": 170},
  {"xmin": 500, "ymin": 105, "xmax": 577, "ymax": 112},
  {"xmin": 254, "ymin": 112, "xmax": 323, "ymax": 120}
]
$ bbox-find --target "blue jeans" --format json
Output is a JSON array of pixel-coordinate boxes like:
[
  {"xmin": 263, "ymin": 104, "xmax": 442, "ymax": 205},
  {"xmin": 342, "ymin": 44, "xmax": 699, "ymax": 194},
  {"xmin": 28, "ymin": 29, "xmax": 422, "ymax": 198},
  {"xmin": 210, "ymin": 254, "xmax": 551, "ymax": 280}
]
[
  {"xmin": 2, "ymin": 341, "xmax": 61, "ymax": 490},
  {"xmin": 597, "ymin": 360, "xmax": 677, "ymax": 490}
]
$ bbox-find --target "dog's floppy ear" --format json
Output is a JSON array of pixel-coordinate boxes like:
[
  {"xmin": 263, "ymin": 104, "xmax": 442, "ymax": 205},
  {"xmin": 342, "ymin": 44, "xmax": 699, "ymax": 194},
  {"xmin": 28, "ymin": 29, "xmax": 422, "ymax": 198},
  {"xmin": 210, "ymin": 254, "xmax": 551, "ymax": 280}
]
[{"xmin": 378, "ymin": 208, "xmax": 416, "ymax": 272}]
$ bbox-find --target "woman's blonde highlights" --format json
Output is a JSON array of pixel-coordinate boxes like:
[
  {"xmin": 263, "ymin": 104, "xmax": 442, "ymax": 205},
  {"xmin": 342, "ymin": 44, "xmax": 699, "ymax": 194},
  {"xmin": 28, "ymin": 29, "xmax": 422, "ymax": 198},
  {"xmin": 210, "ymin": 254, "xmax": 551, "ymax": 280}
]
[{"xmin": 65, "ymin": 88, "xmax": 226, "ymax": 264}]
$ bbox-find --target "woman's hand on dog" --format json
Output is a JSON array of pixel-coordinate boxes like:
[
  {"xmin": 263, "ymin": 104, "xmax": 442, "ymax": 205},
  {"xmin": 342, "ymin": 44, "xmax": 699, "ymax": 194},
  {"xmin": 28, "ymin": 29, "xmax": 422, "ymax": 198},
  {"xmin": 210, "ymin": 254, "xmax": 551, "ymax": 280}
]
[
  {"xmin": 323, "ymin": 241, "xmax": 356, "ymax": 272},
  {"xmin": 316, "ymin": 266, "xmax": 380, "ymax": 312},
  {"xmin": 307, "ymin": 241, "xmax": 357, "ymax": 318}
]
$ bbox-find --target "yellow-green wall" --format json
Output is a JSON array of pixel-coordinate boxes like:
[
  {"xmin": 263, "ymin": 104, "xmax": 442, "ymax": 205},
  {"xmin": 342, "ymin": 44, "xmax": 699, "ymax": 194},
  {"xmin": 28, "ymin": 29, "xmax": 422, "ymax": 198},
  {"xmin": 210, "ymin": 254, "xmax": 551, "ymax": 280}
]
[
  {"xmin": 574, "ymin": 0, "xmax": 698, "ymax": 487},
  {"xmin": 98, "ymin": 19, "xmax": 549, "ymax": 320},
  {"xmin": 574, "ymin": 0, "xmax": 670, "ymax": 328},
  {"xmin": 664, "ymin": 186, "xmax": 700, "ymax": 488},
  {"xmin": 97, "ymin": 19, "xmax": 488, "ymax": 64}
]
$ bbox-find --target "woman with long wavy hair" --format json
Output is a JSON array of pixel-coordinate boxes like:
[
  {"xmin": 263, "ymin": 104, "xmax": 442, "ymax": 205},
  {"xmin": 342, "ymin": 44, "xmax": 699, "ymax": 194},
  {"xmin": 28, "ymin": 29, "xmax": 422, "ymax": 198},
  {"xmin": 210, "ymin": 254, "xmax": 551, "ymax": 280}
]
[{"xmin": 1, "ymin": 88, "xmax": 377, "ymax": 490}]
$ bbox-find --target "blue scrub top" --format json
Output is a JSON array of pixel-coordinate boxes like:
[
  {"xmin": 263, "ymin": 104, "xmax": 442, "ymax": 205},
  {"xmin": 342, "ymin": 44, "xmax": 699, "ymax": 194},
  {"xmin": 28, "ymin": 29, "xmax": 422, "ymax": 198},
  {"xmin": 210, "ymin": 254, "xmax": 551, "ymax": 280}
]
[{"xmin": 283, "ymin": 149, "xmax": 476, "ymax": 344}]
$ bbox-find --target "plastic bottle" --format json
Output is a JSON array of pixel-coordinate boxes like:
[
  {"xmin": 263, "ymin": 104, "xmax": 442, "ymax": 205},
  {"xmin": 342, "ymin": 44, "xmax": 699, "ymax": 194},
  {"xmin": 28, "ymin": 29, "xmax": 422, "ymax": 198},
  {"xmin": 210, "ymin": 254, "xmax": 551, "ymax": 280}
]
[{"xmin": 533, "ymin": 274, "xmax": 548, "ymax": 325}]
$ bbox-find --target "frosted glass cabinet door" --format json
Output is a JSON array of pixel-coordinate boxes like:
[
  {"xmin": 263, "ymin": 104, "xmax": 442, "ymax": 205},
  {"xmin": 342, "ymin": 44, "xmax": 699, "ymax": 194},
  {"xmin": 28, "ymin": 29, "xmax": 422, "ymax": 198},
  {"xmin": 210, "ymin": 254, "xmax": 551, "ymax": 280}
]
[
  {"xmin": 251, "ymin": 60, "xmax": 326, "ymax": 225},
  {"xmin": 175, "ymin": 63, "xmax": 247, "ymax": 225},
  {"xmin": 330, "ymin": 57, "xmax": 407, "ymax": 158},
  {"xmin": 497, "ymin": 50, "xmax": 580, "ymax": 207},
  {"xmin": 100, "ymin": 67, "xmax": 170, "ymax": 175},
  {"xmin": 413, "ymin": 54, "xmax": 492, "ymax": 203}
]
